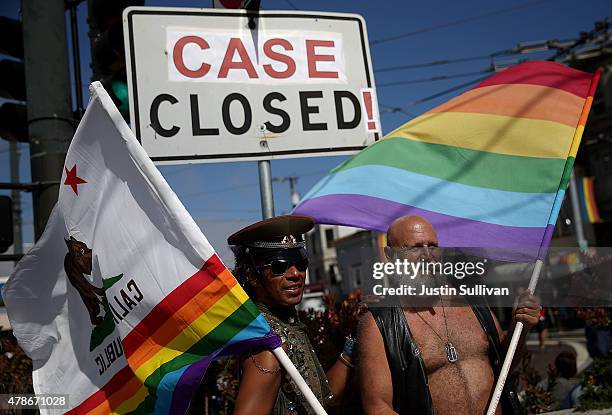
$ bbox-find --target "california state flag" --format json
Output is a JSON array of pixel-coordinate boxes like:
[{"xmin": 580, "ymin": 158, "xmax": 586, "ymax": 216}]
[{"xmin": 2, "ymin": 82, "xmax": 279, "ymax": 414}]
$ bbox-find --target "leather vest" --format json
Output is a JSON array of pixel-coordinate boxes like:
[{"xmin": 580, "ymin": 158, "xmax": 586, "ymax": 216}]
[{"xmin": 369, "ymin": 305, "xmax": 522, "ymax": 415}]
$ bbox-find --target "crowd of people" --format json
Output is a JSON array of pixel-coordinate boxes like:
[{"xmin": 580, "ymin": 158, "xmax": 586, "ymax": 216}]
[{"xmin": 2, "ymin": 213, "xmax": 607, "ymax": 414}]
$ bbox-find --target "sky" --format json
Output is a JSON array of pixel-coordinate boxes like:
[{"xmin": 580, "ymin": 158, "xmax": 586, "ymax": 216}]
[{"xmin": 0, "ymin": 0, "xmax": 610, "ymax": 263}]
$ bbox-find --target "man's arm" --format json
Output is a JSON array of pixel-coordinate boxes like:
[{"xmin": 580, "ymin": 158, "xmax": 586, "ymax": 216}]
[
  {"xmin": 234, "ymin": 349, "xmax": 282, "ymax": 415},
  {"xmin": 491, "ymin": 291, "xmax": 540, "ymax": 370},
  {"xmin": 326, "ymin": 357, "xmax": 351, "ymax": 402},
  {"xmin": 357, "ymin": 312, "xmax": 398, "ymax": 415}
]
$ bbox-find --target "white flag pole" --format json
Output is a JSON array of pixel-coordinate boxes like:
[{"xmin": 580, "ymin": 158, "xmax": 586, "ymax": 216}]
[
  {"xmin": 485, "ymin": 259, "xmax": 544, "ymax": 415},
  {"xmin": 272, "ymin": 347, "xmax": 328, "ymax": 415}
]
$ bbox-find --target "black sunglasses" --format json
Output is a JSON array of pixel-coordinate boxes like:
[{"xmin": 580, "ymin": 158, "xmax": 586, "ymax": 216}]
[{"xmin": 259, "ymin": 258, "xmax": 309, "ymax": 276}]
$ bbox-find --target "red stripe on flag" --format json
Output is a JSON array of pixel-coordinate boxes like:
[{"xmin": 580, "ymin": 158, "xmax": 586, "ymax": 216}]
[
  {"xmin": 472, "ymin": 61, "xmax": 594, "ymax": 98},
  {"xmin": 217, "ymin": 0, "xmax": 243, "ymax": 7},
  {"xmin": 122, "ymin": 254, "xmax": 227, "ymax": 357},
  {"xmin": 65, "ymin": 365, "xmax": 136, "ymax": 414}
]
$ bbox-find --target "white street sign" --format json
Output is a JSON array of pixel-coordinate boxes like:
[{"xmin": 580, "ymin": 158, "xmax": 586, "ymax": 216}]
[{"xmin": 123, "ymin": 7, "xmax": 380, "ymax": 164}]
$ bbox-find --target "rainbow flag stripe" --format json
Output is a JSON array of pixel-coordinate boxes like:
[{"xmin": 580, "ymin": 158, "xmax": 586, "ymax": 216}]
[
  {"xmin": 67, "ymin": 254, "xmax": 280, "ymax": 415},
  {"xmin": 295, "ymin": 61, "xmax": 601, "ymax": 261},
  {"xmin": 577, "ymin": 176, "xmax": 602, "ymax": 224}
]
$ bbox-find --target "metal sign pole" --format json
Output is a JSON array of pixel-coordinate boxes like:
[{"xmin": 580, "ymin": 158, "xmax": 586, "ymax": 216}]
[{"xmin": 258, "ymin": 160, "xmax": 275, "ymax": 219}]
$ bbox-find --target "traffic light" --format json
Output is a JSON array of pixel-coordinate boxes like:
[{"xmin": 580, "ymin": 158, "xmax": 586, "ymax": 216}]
[
  {"xmin": 0, "ymin": 16, "xmax": 28, "ymax": 143},
  {"xmin": 0, "ymin": 103, "xmax": 27, "ymax": 143},
  {"xmin": 0, "ymin": 196, "xmax": 13, "ymax": 253},
  {"xmin": 0, "ymin": 59, "xmax": 25, "ymax": 101},
  {"xmin": 89, "ymin": 0, "xmax": 144, "ymax": 121}
]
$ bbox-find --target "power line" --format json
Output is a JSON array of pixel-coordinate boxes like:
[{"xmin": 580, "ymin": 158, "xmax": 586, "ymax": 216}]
[
  {"xmin": 405, "ymin": 75, "xmax": 490, "ymax": 107},
  {"xmin": 370, "ymin": 0, "xmax": 553, "ymax": 46},
  {"xmin": 380, "ymin": 105, "xmax": 418, "ymax": 118},
  {"xmin": 385, "ymin": 20, "xmax": 608, "ymax": 113},
  {"xmin": 374, "ymin": 37, "xmax": 579, "ymax": 74},
  {"xmin": 294, "ymin": 169, "xmax": 329, "ymax": 179},
  {"xmin": 378, "ymin": 76, "xmax": 489, "ymax": 119},
  {"xmin": 378, "ymin": 76, "xmax": 487, "ymax": 120},
  {"xmin": 375, "ymin": 52, "xmax": 507, "ymax": 73},
  {"xmin": 181, "ymin": 182, "xmax": 257, "ymax": 199},
  {"xmin": 377, "ymin": 68, "xmax": 494, "ymax": 88},
  {"xmin": 179, "ymin": 169, "xmax": 330, "ymax": 201},
  {"xmin": 550, "ymin": 21, "xmax": 610, "ymax": 61}
]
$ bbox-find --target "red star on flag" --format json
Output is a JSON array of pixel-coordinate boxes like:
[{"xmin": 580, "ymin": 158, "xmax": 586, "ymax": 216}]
[{"xmin": 64, "ymin": 164, "xmax": 87, "ymax": 195}]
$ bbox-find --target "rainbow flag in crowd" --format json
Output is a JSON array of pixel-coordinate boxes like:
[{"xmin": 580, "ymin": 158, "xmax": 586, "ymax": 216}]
[
  {"xmin": 2, "ymin": 83, "xmax": 280, "ymax": 414},
  {"xmin": 294, "ymin": 61, "xmax": 601, "ymax": 261},
  {"xmin": 576, "ymin": 176, "xmax": 602, "ymax": 223}
]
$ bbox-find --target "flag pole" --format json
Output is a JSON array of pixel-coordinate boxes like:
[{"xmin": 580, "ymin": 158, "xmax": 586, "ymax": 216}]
[
  {"xmin": 568, "ymin": 172, "xmax": 588, "ymax": 249},
  {"xmin": 485, "ymin": 259, "xmax": 543, "ymax": 415},
  {"xmin": 272, "ymin": 347, "xmax": 328, "ymax": 415},
  {"xmin": 486, "ymin": 68, "xmax": 601, "ymax": 415}
]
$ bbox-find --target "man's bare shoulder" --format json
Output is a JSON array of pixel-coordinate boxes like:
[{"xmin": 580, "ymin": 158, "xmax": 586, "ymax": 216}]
[
  {"xmin": 357, "ymin": 311, "xmax": 384, "ymax": 347},
  {"xmin": 358, "ymin": 310, "xmax": 380, "ymax": 332},
  {"xmin": 242, "ymin": 348, "xmax": 281, "ymax": 373}
]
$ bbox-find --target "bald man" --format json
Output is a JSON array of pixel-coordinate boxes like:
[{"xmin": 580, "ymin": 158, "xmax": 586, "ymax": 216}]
[{"xmin": 358, "ymin": 215, "xmax": 540, "ymax": 415}]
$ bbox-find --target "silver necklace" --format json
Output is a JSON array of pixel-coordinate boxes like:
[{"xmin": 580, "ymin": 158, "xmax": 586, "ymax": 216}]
[{"xmin": 414, "ymin": 296, "xmax": 459, "ymax": 363}]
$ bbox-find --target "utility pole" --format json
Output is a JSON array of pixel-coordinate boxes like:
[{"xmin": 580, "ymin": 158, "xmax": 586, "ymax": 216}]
[
  {"xmin": 273, "ymin": 175, "xmax": 301, "ymax": 209},
  {"xmin": 68, "ymin": 0, "xmax": 84, "ymax": 117},
  {"xmin": 22, "ymin": 0, "xmax": 75, "ymax": 239},
  {"xmin": 9, "ymin": 139, "xmax": 22, "ymax": 255}
]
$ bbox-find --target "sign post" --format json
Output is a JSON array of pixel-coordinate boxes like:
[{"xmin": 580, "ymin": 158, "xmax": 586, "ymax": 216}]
[{"xmin": 258, "ymin": 160, "xmax": 274, "ymax": 219}]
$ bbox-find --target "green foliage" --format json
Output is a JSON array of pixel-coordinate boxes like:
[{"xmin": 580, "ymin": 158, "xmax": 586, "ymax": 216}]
[
  {"xmin": 0, "ymin": 331, "xmax": 35, "ymax": 415},
  {"xmin": 576, "ymin": 308, "xmax": 612, "ymax": 329},
  {"xmin": 299, "ymin": 290, "xmax": 367, "ymax": 369},
  {"xmin": 576, "ymin": 358, "xmax": 612, "ymax": 411},
  {"xmin": 299, "ymin": 290, "xmax": 367, "ymax": 414},
  {"xmin": 519, "ymin": 352, "xmax": 556, "ymax": 414}
]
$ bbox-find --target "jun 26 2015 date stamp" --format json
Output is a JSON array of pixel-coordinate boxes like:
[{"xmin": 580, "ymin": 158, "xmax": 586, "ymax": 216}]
[{"xmin": 0, "ymin": 394, "xmax": 69, "ymax": 410}]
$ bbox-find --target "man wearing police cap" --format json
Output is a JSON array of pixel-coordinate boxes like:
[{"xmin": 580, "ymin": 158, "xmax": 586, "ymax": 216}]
[{"xmin": 229, "ymin": 215, "xmax": 355, "ymax": 415}]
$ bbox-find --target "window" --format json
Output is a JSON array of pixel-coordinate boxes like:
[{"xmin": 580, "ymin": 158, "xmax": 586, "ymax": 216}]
[
  {"xmin": 310, "ymin": 233, "xmax": 317, "ymax": 255},
  {"xmin": 352, "ymin": 264, "xmax": 362, "ymax": 288},
  {"xmin": 325, "ymin": 228, "xmax": 334, "ymax": 248},
  {"xmin": 328, "ymin": 264, "xmax": 337, "ymax": 284}
]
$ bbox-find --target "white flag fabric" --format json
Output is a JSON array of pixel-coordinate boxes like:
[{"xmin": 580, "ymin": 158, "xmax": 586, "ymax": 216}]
[{"xmin": 2, "ymin": 82, "xmax": 279, "ymax": 414}]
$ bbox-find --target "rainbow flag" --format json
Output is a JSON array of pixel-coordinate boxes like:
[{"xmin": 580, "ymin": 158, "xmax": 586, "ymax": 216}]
[
  {"xmin": 67, "ymin": 256, "xmax": 277, "ymax": 415},
  {"xmin": 294, "ymin": 61, "xmax": 601, "ymax": 261},
  {"xmin": 577, "ymin": 176, "xmax": 602, "ymax": 223},
  {"xmin": 2, "ymin": 83, "xmax": 280, "ymax": 414}
]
